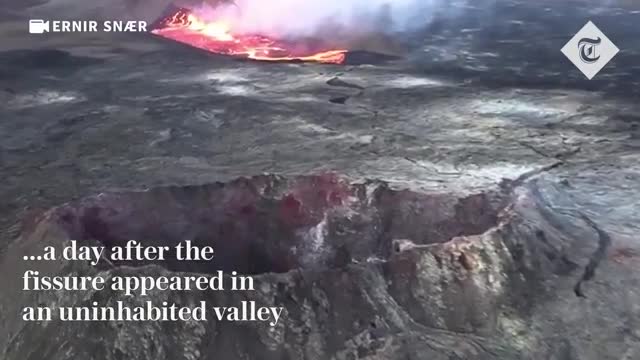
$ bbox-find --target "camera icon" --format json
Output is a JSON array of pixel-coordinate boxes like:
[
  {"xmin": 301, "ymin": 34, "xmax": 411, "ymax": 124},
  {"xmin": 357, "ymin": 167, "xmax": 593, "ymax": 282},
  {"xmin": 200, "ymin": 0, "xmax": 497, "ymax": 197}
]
[{"xmin": 29, "ymin": 19, "xmax": 50, "ymax": 34}]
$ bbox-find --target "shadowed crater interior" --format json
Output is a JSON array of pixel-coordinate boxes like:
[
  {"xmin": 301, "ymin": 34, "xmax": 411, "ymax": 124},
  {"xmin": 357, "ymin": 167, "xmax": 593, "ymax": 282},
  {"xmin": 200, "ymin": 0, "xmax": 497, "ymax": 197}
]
[{"xmin": 50, "ymin": 174, "xmax": 502, "ymax": 275}]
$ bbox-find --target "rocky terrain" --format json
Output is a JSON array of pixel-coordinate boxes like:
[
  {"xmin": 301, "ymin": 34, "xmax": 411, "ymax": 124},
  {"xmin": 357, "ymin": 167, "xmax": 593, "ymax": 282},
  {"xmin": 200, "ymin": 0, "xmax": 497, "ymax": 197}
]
[{"xmin": 1, "ymin": 0, "xmax": 639, "ymax": 359}]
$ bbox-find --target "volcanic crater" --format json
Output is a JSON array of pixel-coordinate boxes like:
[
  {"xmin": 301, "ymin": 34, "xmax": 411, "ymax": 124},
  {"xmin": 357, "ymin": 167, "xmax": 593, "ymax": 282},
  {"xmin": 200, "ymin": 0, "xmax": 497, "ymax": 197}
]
[
  {"xmin": 46, "ymin": 174, "xmax": 502, "ymax": 275},
  {"xmin": 0, "ymin": 173, "xmax": 614, "ymax": 359}
]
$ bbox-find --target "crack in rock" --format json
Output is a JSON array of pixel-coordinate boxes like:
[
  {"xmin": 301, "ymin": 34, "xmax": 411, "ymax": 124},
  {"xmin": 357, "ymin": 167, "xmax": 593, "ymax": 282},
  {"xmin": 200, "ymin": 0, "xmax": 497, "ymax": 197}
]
[{"xmin": 573, "ymin": 213, "xmax": 612, "ymax": 298}]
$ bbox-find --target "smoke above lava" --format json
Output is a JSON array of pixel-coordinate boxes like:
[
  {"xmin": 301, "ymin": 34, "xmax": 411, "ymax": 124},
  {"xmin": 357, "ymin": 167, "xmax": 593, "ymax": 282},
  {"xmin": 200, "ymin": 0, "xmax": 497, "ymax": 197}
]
[
  {"xmin": 23, "ymin": 0, "xmax": 458, "ymax": 54},
  {"xmin": 194, "ymin": 0, "xmax": 442, "ymax": 37},
  {"xmin": 25, "ymin": 0, "xmax": 449, "ymax": 33}
]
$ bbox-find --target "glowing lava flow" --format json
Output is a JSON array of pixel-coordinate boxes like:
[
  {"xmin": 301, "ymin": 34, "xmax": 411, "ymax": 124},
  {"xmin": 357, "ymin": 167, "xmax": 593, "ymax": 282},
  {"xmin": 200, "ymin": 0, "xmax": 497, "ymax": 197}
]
[{"xmin": 151, "ymin": 8, "xmax": 347, "ymax": 64}]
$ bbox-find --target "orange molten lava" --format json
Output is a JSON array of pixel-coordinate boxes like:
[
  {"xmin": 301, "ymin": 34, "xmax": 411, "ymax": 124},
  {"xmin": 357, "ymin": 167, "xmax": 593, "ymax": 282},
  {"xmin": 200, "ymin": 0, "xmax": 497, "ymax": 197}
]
[{"xmin": 152, "ymin": 8, "xmax": 347, "ymax": 64}]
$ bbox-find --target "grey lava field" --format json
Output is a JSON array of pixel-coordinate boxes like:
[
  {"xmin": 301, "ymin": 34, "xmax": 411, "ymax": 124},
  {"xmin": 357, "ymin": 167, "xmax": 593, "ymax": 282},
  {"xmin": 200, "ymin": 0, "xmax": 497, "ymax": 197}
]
[{"xmin": 1, "ymin": 0, "xmax": 639, "ymax": 359}]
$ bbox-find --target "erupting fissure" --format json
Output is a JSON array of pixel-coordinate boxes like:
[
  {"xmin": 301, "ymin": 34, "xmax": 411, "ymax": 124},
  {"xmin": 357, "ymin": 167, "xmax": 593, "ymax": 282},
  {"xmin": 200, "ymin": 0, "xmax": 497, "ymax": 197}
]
[{"xmin": 151, "ymin": 8, "xmax": 347, "ymax": 64}]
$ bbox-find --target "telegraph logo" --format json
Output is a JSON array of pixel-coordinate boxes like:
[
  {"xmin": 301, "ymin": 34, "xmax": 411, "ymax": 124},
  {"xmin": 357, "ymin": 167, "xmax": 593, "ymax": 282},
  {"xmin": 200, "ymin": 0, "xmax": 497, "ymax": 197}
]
[
  {"xmin": 561, "ymin": 21, "xmax": 619, "ymax": 80},
  {"xmin": 578, "ymin": 37, "xmax": 602, "ymax": 64}
]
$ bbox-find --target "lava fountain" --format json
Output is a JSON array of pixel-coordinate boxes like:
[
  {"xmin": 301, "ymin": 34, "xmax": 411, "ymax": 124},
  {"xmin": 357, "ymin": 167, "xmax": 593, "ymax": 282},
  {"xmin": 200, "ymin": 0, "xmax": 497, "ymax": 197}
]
[{"xmin": 151, "ymin": 8, "xmax": 348, "ymax": 64}]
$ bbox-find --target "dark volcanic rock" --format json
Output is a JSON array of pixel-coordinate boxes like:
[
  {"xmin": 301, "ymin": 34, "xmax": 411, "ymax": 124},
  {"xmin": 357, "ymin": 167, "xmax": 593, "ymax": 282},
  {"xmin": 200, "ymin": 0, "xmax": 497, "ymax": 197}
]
[{"xmin": 0, "ymin": 174, "xmax": 606, "ymax": 359}]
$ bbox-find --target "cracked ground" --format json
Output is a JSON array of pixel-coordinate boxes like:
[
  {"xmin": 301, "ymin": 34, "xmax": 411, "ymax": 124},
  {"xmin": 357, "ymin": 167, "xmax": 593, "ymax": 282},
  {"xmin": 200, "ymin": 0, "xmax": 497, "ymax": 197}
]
[{"xmin": 0, "ymin": 0, "xmax": 639, "ymax": 359}]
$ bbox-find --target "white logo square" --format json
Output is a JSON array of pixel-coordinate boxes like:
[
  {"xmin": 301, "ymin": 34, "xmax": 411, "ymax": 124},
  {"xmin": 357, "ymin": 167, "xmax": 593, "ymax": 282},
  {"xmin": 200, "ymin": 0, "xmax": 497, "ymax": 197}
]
[{"xmin": 561, "ymin": 21, "xmax": 619, "ymax": 80}]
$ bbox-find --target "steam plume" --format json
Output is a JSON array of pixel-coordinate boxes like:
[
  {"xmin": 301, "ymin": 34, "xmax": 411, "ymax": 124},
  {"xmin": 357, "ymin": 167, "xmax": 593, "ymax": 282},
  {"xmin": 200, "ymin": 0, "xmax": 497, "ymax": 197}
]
[{"xmin": 194, "ymin": 0, "xmax": 444, "ymax": 37}]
